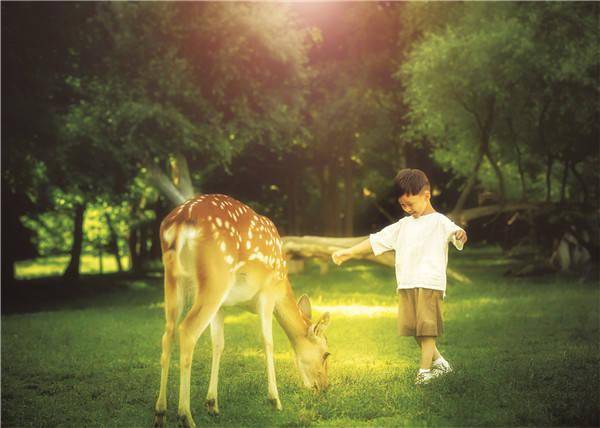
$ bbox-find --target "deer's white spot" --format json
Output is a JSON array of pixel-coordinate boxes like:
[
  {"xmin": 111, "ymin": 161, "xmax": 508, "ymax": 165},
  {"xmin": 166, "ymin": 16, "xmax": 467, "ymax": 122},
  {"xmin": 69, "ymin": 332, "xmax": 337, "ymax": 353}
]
[
  {"xmin": 215, "ymin": 217, "xmax": 222, "ymax": 227},
  {"xmin": 225, "ymin": 255, "xmax": 234, "ymax": 265},
  {"xmin": 246, "ymin": 241, "xmax": 252, "ymax": 250},
  {"xmin": 220, "ymin": 242, "xmax": 227, "ymax": 252}
]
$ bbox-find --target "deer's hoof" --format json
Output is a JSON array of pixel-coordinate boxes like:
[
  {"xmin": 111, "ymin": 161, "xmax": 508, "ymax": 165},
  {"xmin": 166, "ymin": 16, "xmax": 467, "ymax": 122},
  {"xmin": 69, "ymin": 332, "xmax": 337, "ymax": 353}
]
[
  {"xmin": 269, "ymin": 397, "xmax": 283, "ymax": 411},
  {"xmin": 177, "ymin": 412, "xmax": 196, "ymax": 428},
  {"xmin": 206, "ymin": 398, "xmax": 220, "ymax": 416},
  {"xmin": 153, "ymin": 411, "xmax": 166, "ymax": 428}
]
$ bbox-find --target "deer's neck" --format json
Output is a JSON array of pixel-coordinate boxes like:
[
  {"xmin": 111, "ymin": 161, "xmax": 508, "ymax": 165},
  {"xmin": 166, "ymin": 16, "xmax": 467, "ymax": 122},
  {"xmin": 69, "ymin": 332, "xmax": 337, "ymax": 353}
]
[{"xmin": 274, "ymin": 282, "xmax": 309, "ymax": 346}]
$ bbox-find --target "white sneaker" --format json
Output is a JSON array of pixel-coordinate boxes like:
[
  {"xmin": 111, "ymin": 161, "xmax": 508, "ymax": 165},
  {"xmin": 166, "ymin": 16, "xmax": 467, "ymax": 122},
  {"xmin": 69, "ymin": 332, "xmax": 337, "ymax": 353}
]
[
  {"xmin": 432, "ymin": 360, "xmax": 452, "ymax": 374},
  {"xmin": 415, "ymin": 370, "xmax": 434, "ymax": 385}
]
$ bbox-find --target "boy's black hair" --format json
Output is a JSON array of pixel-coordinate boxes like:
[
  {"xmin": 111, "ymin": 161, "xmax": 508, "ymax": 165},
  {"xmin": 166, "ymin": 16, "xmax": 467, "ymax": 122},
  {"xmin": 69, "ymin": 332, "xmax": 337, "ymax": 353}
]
[{"xmin": 393, "ymin": 168, "xmax": 430, "ymax": 197}]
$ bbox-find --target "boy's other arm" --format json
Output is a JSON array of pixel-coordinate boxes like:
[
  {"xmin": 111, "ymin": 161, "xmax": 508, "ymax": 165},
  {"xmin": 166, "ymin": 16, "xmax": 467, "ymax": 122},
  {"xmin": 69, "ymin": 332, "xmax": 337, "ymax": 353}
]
[
  {"xmin": 451, "ymin": 229, "xmax": 468, "ymax": 251},
  {"xmin": 453, "ymin": 229, "xmax": 468, "ymax": 244},
  {"xmin": 331, "ymin": 238, "xmax": 373, "ymax": 266}
]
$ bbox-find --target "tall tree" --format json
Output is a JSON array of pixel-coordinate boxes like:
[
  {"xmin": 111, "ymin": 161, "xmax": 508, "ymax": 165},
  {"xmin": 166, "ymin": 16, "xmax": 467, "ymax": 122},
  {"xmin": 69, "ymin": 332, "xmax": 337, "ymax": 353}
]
[{"xmin": 401, "ymin": 2, "xmax": 599, "ymax": 212}]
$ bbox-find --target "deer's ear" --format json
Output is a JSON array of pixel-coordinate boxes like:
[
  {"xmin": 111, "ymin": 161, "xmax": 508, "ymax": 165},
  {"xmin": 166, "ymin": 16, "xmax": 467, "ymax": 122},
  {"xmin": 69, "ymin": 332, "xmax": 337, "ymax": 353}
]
[
  {"xmin": 314, "ymin": 312, "xmax": 331, "ymax": 337},
  {"xmin": 298, "ymin": 294, "xmax": 312, "ymax": 320}
]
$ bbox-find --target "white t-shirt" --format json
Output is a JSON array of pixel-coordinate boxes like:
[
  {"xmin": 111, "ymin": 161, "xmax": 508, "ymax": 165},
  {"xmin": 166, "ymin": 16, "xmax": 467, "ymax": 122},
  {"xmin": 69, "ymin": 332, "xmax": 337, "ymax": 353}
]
[{"xmin": 369, "ymin": 212, "xmax": 463, "ymax": 292}]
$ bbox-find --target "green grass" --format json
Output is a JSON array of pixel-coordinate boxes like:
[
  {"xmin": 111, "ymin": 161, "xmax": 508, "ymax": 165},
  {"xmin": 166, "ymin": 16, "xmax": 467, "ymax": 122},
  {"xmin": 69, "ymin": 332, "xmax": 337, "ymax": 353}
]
[{"xmin": 2, "ymin": 245, "xmax": 599, "ymax": 427}]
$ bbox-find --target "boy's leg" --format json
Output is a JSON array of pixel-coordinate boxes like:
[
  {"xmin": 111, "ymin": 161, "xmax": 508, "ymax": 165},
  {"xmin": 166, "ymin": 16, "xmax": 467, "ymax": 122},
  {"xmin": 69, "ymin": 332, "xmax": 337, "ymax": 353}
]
[
  {"xmin": 414, "ymin": 337, "xmax": 441, "ymax": 362},
  {"xmin": 418, "ymin": 336, "xmax": 437, "ymax": 370}
]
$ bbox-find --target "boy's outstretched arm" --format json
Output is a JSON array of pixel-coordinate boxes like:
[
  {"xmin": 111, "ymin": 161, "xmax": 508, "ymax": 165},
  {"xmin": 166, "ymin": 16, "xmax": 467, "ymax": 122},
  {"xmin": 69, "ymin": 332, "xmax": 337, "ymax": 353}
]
[{"xmin": 331, "ymin": 238, "xmax": 373, "ymax": 266}]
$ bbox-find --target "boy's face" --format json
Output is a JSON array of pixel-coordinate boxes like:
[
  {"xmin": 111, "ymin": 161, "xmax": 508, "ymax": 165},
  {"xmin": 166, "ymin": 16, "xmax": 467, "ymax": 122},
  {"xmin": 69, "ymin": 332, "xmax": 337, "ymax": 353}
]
[{"xmin": 398, "ymin": 190, "xmax": 430, "ymax": 218}]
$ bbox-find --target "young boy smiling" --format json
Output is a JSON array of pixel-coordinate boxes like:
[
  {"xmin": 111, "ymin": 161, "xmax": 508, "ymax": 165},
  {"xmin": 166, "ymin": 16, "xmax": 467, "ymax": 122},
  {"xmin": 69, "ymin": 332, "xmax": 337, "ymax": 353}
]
[{"xmin": 332, "ymin": 169, "xmax": 467, "ymax": 384}]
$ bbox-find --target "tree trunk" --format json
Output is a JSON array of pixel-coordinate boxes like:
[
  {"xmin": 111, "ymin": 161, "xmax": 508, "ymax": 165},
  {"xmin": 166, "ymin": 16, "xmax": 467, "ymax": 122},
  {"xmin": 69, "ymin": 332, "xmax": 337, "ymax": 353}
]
[
  {"xmin": 559, "ymin": 158, "xmax": 569, "ymax": 203},
  {"xmin": 128, "ymin": 226, "xmax": 142, "ymax": 273},
  {"xmin": 150, "ymin": 200, "xmax": 164, "ymax": 259},
  {"xmin": 569, "ymin": 162, "xmax": 588, "ymax": 204},
  {"xmin": 507, "ymin": 117, "xmax": 528, "ymax": 199},
  {"xmin": 343, "ymin": 147, "xmax": 354, "ymax": 236},
  {"xmin": 286, "ymin": 174, "xmax": 301, "ymax": 235},
  {"xmin": 330, "ymin": 160, "xmax": 341, "ymax": 236},
  {"xmin": 545, "ymin": 154, "xmax": 554, "ymax": 202},
  {"xmin": 139, "ymin": 224, "xmax": 149, "ymax": 265},
  {"xmin": 448, "ymin": 201, "xmax": 540, "ymax": 226},
  {"xmin": 320, "ymin": 163, "xmax": 337, "ymax": 236},
  {"xmin": 515, "ymin": 144, "xmax": 528, "ymax": 199},
  {"xmin": 1, "ymin": 244, "xmax": 15, "ymax": 285},
  {"xmin": 104, "ymin": 213, "xmax": 123, "ymax": 272},
  {"xmin": 453, "ymin": 146, "xmax": 485, "ymax": 213},
  {"xmin": 538, "ymin": 99, "xmax": 552, "ymax": 203},
  {"xmin": 150, "ymin": 220, "xmax": 162, "ymax": 259},
  {"xmin": 484, "ymin": 146, "xmax": 506, "ymax": 204},
  {"xmin": 2, "ymin": 202, "xmax": 19, "ymax": 285},
  {"xmin": 318, "ymin": 163, "xmax": 328, "ymax": 235},
  {"xmin": 63, "ymin": 202, "xmax": 86, "ymax": 281}
]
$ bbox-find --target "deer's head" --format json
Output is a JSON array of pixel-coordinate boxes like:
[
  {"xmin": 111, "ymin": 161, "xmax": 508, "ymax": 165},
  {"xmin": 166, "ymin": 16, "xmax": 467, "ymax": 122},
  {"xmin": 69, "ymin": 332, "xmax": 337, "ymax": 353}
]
[{"xmin": 295, "ymin": 295, "xmax": 331, "ymax": 392}]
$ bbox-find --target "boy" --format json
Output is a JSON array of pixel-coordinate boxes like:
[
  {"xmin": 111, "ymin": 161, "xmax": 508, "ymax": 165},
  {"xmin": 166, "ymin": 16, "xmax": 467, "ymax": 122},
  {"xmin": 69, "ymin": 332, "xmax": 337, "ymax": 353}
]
[{"xmin": 331, "ymin": 168, "xmax": 467, "ymax": 385}]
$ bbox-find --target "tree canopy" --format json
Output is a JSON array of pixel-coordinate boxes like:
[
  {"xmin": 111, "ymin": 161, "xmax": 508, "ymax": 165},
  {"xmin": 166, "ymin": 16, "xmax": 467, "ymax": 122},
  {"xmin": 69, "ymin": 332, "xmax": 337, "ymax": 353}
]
[{"xmin": 3, "ymin": 2, "xmax": 598, "ymax": 280}]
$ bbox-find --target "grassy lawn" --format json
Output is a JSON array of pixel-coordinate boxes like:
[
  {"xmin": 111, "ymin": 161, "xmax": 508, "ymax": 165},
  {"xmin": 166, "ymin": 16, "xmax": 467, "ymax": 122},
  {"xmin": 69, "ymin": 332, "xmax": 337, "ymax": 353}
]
[{"xmin": 2, "ymin": 245, "xmax": 599, "ymax": 427}]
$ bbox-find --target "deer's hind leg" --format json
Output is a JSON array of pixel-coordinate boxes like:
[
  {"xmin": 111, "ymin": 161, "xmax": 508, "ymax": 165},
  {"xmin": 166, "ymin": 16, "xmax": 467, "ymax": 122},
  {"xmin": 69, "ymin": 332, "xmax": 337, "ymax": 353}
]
[
  {"xmin": 177, "ymin": 269, "xmax": 234, "ymax": 428},
  {"xmin": 154, "ymin": 251, "xmax": 180, "ymax": 427},
  {"xmin": 206, "ymin": 309, "xmax": 224, "ymax": 416}
]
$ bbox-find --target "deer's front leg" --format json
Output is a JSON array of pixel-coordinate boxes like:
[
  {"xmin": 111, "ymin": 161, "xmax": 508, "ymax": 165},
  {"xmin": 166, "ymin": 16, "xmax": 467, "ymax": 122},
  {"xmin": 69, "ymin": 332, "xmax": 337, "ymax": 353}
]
[
  {"xmin": 258, "ymin": 295, "xmax": 282, "ymax": 410},
  {"xmin": 206, "ymin": 310, "xmax": 224, "ymax": 416}
]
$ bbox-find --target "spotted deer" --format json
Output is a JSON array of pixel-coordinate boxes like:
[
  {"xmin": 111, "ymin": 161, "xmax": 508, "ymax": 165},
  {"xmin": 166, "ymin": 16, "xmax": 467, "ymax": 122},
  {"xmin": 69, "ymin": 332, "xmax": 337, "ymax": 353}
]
[{"xmin": 153, "ymin": 194, "xmax": 331, "ymax": 428}]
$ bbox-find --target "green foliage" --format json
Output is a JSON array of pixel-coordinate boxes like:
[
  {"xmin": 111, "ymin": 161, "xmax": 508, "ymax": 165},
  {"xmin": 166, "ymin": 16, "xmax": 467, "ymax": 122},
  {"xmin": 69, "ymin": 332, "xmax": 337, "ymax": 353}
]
[{"xmin": 62, "ymin": 2, "xmax": 314, "ymax": 184}]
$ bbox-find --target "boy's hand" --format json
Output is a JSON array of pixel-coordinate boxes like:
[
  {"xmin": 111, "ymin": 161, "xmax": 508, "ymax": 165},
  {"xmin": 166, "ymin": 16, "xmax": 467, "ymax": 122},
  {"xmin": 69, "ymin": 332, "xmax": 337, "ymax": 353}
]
[
  {"xmin": 454, "ymin": 229, "xmax": 468, "ymax": 244},
  {"xmin": 332, "ymin": 249, "xmax": 353, "ymax": 266}
]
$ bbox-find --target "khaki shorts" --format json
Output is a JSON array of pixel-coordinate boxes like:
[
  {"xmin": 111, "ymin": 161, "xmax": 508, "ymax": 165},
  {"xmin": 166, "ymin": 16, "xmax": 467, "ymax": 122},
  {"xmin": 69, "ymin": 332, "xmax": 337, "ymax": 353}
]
[{"xmin": 397, "ymin": 288, "xmax": 444, "ymax": 337}]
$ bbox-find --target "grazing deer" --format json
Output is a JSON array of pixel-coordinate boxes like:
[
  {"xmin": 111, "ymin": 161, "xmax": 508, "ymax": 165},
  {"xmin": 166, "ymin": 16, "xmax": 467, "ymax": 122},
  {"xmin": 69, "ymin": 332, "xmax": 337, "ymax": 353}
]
[{"xmin": 153, "ymin": 194, "xmax": 331, "ymax": 428}]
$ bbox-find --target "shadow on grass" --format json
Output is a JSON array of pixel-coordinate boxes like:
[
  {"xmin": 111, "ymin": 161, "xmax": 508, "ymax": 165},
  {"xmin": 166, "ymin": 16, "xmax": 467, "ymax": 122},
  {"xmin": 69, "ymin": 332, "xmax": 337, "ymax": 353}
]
[{"xmin": 1, "ymin": 271, "xmax": 164, "ymax": 315}]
